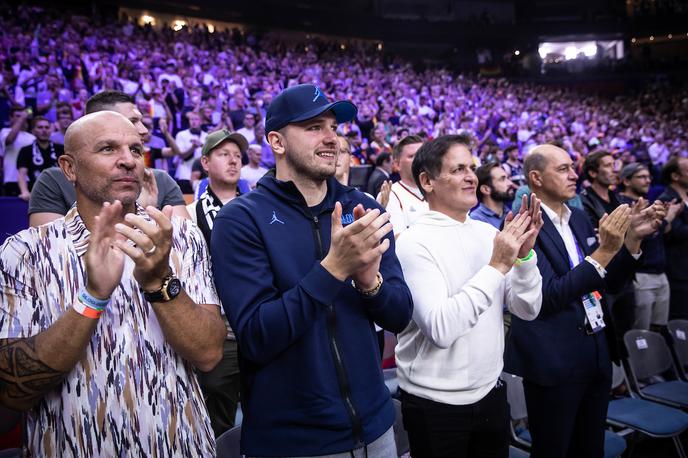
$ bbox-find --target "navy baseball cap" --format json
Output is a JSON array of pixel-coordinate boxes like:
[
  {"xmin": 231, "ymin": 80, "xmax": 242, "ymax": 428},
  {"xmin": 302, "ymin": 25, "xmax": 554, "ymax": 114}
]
[{"xmin": 265, "ymin": 84, "xmax": 357, "ymax": 136}]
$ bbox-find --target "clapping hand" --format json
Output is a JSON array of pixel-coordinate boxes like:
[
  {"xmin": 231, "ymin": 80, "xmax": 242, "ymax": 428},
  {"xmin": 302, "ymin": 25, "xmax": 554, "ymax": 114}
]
[
  {"xmin": 627, "ymin": 198, "xmax": 667, "ymax": 242},
  {"xmin": 85, "ymin": 201, "xmax": 127, "ymax": 300},
  {"xmin": 504, "ymin": 193, "xmax": 544, "ymax": 259},
  {"xmin": 137, "ymin": 168, "xmax": 159, "ymax": 209},
  {"xmin": 377, "ymin": 180, "xmax": 392, "ymax": 209},
  {"xmin": 321, "ymin": 202, "xmax": 392, "ymax": 290},
  {"xmin": 489, "ymin": 210, "xmax": 536, "ymax": 275},
  {"xmin": 113, "ymin": 205, "xmax": 174, "ymax": 292}
]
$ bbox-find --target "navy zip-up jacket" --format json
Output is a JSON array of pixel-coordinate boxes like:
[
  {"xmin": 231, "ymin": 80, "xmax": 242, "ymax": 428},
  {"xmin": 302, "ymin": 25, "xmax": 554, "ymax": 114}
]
[{"xmin": 210, "ymin": 173, "xmax": 413, "ymax": 456}]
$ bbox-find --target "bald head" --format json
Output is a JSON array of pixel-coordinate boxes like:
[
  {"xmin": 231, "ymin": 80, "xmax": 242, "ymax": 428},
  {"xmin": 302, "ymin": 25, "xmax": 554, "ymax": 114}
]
[
  {"xmin": 64, "ymin": 111, "xmax": 139, "ymax": 158},
  {"xmin": 525, "ymin": 144, "xmax": 578, "ymax": 203},
  {"xmin": 59, "ymin": 110, "xmax": 144, "ymax": 210},
  {"xmin": 524, "ymin": 145, "xmax": 564, "ymax": 185}
]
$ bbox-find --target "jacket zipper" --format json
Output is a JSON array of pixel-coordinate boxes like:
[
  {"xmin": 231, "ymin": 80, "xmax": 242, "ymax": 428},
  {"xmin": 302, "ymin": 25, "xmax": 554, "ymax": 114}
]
[{"xmin": 311, "ymin": 215, "xmax": 365, "ymax": 448}]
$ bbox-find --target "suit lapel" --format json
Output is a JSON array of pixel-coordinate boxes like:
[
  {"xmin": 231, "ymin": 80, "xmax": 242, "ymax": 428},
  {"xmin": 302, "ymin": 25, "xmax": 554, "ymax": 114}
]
[
  {"xmin": 540, "ymin": 211, "xmax": 570, "ymax": 262},
  {"xmin": 569, "ymin": 211, "xmax": 595, "ymax": 256}
]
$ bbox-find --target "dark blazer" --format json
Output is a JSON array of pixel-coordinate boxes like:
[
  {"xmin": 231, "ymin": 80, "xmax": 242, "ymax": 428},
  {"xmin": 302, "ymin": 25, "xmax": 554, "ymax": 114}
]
[
  {"xmin": 366, "ymin": 167, "xmax": 389, "ymax": 197},
  {"xmin": 505, "ymin": 207, "xmax": 638, "ymax": 386},
  {"xmin": 658, "ymin": 186, "xmax": 688, "ymax": 281}
]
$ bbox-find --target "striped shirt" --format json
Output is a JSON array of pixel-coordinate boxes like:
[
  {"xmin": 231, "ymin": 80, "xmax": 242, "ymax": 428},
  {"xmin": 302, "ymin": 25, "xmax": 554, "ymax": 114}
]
[{"xmin": 0, "ymin": 205, "xmax": 218, "ymax": 457}]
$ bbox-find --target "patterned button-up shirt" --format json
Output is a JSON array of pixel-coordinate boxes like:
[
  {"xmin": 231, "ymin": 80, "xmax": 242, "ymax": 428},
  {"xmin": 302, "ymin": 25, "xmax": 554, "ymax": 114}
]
[{"xmin": 0, "ymin": 205, "xmax": 218, "ymax": 457}]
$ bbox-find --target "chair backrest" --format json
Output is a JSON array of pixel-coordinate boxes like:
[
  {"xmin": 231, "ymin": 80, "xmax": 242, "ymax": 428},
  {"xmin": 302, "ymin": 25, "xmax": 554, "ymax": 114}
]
[
  {"xmin": 624, "ymin": 329, "xmax": 677, "ymax": 381},
  {"xmin": 348, "ymin": 165, "xmax": 373, "ymax": 190},
  {"xmin": 667, "ymin": 320, "xmax": 688, "ymax": 369},
  {"xmin": 216, "ymin": 424, "xmax": 242, "ymax": 458},
  {"xmin": 392, "ymin": 398, "xmax": 410, "ymax": 456},
  {"xmin": 502, "ymin": 373, "xmax": 528, "ymax": 421}
]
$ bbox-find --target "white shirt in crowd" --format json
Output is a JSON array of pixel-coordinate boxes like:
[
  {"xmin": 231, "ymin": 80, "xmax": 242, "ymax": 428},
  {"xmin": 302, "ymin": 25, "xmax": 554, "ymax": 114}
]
[
  {"xmin": 174, "ymin": 129, "xmax": 207, "ymax": 181},
  {"xmin": 241, "ymin": 164, "xmax": 268, "ymax": 189},
  {"xmin": 381, "ymin": 181, "xmax": 429, "ymax": 236},
  {"xmin": 237, "ymin": 126, "xmax": 256, "ymax": 145},
  {"xmin": 0, "ymin": 128, "xmax": 36, "ymax": 183},
  {"xmin": 648, "ymin": 142, "xmax": 670, "ymax": 165},
  {"xmin": 395, "ymin": 211, "xmax": 542, "ymax": 405}
]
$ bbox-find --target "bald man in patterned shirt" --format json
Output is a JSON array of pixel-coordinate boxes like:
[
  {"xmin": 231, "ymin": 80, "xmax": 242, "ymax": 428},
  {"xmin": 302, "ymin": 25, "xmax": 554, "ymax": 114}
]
[{"xmin": 0, "ymin": 111, "xmax": 225, "ymax": 456}]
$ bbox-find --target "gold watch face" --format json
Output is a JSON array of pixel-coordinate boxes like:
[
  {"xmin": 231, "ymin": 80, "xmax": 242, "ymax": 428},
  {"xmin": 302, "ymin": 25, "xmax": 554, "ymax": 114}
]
[{"xmin": 165, "ymin": 278, "xmax": 182, "ymax": 300}]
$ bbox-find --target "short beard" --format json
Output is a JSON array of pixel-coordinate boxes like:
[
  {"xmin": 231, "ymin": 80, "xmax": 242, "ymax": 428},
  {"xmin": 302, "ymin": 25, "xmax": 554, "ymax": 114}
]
[
  {"xmin": 284, "ymin": 149, "xmax": 335, "ymax": 183},
  {"xmin": 491, "ymin": 189, "xmax": 514, "ymax": 203}
]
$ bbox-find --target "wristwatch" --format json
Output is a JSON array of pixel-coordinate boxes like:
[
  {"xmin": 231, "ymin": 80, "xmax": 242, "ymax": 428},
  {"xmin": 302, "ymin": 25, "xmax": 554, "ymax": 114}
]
[{"xmin": 142, "ymin": 274, "xmax": 182, "ymax": 303}]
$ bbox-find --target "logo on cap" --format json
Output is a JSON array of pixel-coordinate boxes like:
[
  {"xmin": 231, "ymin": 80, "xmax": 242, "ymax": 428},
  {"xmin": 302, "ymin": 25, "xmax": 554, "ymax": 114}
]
[{"xmin": 313, "ymin": 87, "xmax": 325, "ymax": 103}]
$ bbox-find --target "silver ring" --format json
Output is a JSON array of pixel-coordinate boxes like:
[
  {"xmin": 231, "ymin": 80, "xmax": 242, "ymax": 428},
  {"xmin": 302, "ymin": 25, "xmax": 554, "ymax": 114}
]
[{"xmin": 146, "ymin": 246, "xmax": 157, "ymax": 255}]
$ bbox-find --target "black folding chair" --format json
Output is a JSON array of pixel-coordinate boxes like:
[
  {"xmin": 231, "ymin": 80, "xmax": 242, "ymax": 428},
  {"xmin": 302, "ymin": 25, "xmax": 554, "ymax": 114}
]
[
  {"xmin": 216, "ymin": 424, "xmax": 242, "ymax": 458},
  {"xmin": 607, "ymin": 362, "xmax": 688, "ymax": 458},
  {"xmin": 624, "ymin": 329, "xmax": 688, "ymax": 409},
  {"xmin": 502, "ymin": 372, "xmax": 627, "ymax": 458},
  {"xmin": 667, "ymin": 320, "xmax": 688, "ymax": 381}
]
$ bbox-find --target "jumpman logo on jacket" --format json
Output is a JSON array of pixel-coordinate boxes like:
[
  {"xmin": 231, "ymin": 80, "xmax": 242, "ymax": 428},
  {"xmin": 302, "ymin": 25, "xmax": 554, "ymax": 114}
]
[{"xmin": 270, "ymin": 211, "xmax": 285, "ymax": 225}]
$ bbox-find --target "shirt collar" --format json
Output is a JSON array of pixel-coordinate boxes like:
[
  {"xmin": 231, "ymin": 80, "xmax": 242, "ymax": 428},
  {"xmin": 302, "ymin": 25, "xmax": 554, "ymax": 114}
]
[
  {"xmin": 66, "ymin": 203, "xmax": 151, "ymax": 257},
  {"xmin": 476, "ymin": 203, "xmax": 501, "ymax": 218},
  {"xmin": 540, "ymin": 201, "xmax": 571, "ymax": 226}
]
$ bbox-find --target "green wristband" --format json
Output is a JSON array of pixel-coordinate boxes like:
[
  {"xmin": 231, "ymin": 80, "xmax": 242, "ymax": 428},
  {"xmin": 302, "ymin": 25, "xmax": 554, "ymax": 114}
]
[{"xmin": 514, "ymin": 249, "xmax": 535, "ymax": 266}]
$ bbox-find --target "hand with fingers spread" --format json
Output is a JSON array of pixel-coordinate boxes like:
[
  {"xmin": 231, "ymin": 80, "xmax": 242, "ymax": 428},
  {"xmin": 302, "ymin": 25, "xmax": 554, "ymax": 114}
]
[
  {"xmin": 137, "ymin": 168, "xmax": 159, "ymax": 209},
  {"xmin": 85, "ymin": 200, "xmax": 127, "ymax": 300},
  {"xmin": 489, "ymin": 211, "xmax": 534, "ymax": 274},
  {"xmin": 113, "ymin": 205, "xmax": 175, "ymax": 292},
  {"xmin": 321, "ymin": 202, "xmax": 393, "ymax": 290}
]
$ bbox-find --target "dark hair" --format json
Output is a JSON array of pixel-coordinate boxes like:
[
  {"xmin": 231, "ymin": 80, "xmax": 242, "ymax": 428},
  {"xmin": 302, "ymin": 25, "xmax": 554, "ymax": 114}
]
[
  {"xmin": 392, "ymin": 135, "xmax": 423, "ymax": 161},
  {"xmin": 662, "ymin": 156, "xmax": 683, "ymax": 185},
  {"xmin": 30, "ymin": 116, "xmax": 50, "ymax": 129},
  {"xmin": 475, "ymin": 161, "xmax": 501, "ymax": 202},
  {"xmin": 412, "ymin": 134, "xmax": 473, "ymax": 197},
  {"xmin": 582, "ymin": 150, "xmax": 613, "ymax": 181},
  {"xmin": 86, "ymin": 90, "xmax": 135, "ymax": 114},
  {"xmin": 504, "ymin": 144, "xmax": 519, "ymax": 156},
  {"xmin": 375, "ymin": 152, "xmax": 391, "ymax": 167}
]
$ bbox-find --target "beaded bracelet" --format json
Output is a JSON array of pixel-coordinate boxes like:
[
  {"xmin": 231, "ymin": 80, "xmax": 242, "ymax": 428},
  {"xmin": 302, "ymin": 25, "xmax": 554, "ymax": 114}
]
[{"xmin": 352, "ymin": 272, "xmax": 384, "ymax": 297}]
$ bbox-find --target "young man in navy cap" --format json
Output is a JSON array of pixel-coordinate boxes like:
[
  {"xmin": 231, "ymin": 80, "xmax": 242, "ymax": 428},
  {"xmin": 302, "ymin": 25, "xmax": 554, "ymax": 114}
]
[{"xmin": 211, "ymin": 84, "xmax": 413, "ymax": 457}]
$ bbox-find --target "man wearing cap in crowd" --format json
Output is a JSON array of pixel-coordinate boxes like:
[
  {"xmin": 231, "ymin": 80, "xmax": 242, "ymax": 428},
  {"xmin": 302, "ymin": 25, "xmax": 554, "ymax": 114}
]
[
  {"xmin": 617, "ymin": 163, "xmax": 680, "ymax": 330},
  {"xmin": 186, "ymin": 128, "xmax": 248, "ymax": 437},
  {"xmin": 211, "ymin": 84, "xmax": 413, "ymax": 457}
]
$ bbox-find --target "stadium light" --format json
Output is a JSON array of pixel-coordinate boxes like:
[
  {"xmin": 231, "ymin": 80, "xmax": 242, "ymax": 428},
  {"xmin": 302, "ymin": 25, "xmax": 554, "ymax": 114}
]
[
  {"xmin": 582, "ymin": 43, "xmax": 596, "ymax": 57},
  {"xmin": 172, "ymin": 20, "xmax": 186, "ymax": 32},
  {"xmin": 538, "ymin": 44, "xmax": 550, "ymax": 59},
  {"xmin": 649, "ymin": 35, "xmax": 654, "ymax": 41},
  {"xmin": 564, "ymin": 46, "xmax": 577, "ymax": 60},
  {"xmin": 668, "ymin": 34, "xmax": 673, "ymax": 39},
  {"xmin": 514, "ymin": 50, "xmax": 520, "ymax": 56},
  {"xmin": 207, "ymin": 24, "xmax": 215, "ymax": 33},
  {"xmin": 140, "ymin": 14, "xmax": 155, "ymax": 26},
  {"xmin": 631, "ymin": 38, "xmax": 636, "ymax": 43}
]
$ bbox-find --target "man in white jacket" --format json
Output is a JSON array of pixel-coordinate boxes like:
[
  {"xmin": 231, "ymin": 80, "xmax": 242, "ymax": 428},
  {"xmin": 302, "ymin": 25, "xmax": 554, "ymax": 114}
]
[{"xmin": 395, "ymin": 134, "xmax": 544, "ymax": 458}]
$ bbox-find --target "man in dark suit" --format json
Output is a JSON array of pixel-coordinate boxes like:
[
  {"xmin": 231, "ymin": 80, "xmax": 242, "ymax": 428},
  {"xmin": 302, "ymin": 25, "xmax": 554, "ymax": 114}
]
[
  {"xmin": 658, "ymin": 157, "xmax": 688, "ymax": 320},
  {"xmin": 367, "ymin": 152, "xmax": 392, "ymax": 197},
  {"xmin": 505, "ymin": 144, "xmax": 665, "ymax": 458}
]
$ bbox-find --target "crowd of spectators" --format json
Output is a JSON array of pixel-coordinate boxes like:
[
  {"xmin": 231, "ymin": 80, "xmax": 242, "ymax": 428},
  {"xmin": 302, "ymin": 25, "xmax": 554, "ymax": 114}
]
[{"xmin": 1, "ymin": 4, "xmax": 687, "ymax": 200}]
